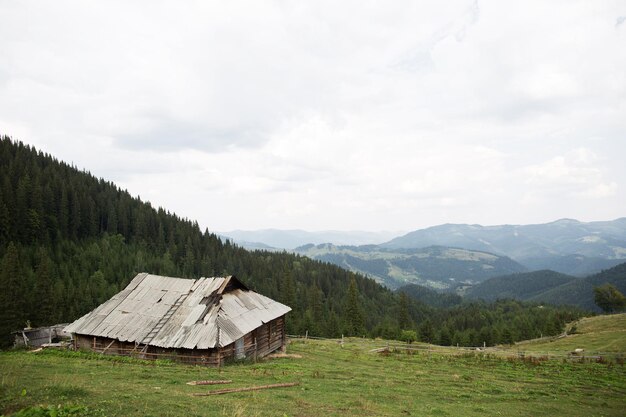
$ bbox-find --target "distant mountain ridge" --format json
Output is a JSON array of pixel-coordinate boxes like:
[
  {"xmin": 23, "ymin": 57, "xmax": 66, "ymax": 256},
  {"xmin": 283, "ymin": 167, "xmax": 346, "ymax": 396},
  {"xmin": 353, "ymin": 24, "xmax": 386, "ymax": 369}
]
[
  {"xmin": 294, "ymin": 243, "xmax": 527, "ymax": 289},
  {"xmin": 220, "ymin": 229, "xmax": 401, "ymax": 250},
  {"xmin": 382, "ymin": 218, "xmax": 626, "ymax": 275}
]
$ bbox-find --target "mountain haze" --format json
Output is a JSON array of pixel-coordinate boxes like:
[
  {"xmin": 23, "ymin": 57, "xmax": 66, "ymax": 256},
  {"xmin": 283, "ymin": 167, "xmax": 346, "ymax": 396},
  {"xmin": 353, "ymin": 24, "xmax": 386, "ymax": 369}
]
[
  {"xmin": 220, "ymin": 229, "xmax": 401, "ymax": 250},
  {"xmin": 382, "ymin": 219, "xmax": 626, "ymax": 274}
]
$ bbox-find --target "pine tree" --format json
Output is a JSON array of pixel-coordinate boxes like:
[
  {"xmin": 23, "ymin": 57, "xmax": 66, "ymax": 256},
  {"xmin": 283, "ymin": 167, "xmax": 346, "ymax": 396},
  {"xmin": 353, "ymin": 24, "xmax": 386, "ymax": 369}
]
[
  {"xmin": 438, "ymin": 326, "xmax": 452, "ymax": 346},
  {"xmin": 0, "ymin": 242, "xmax": 26, "ymax": 346},
  {"xmin": 344, "ymin": 278, "xmax": 365, "ymax": 336},
  {"xmin": 33, "ymin": 248, "xmax": 55, "ymax": 326},
  {"xmin": 398, "ymin": 291, "xmax": 412, "ymax": 330},
  {"xmin": 419, "ymin": 319, "xmax": 434, "ymax": 343},
  {"xmin": 325, "ymin": 309, "xmax": 341, "ymax": 338},
  {"xmin": 281, "ymin": 271, "xmax": 296, "ymax": 309}
]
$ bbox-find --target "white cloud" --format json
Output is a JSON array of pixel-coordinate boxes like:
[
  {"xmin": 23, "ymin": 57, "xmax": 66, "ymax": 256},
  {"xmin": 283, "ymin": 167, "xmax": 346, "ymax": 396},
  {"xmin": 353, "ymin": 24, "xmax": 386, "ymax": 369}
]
[{"xmin": 1, "ymin": 0, "xmax": 625, "ymax": 231}]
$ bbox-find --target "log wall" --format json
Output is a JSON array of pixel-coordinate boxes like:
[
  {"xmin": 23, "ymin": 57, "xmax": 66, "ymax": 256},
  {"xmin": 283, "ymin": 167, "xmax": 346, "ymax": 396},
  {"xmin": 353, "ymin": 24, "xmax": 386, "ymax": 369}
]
[{"xmin": 72, "ymin": 315, "xmax": 287, "ymax": 366}]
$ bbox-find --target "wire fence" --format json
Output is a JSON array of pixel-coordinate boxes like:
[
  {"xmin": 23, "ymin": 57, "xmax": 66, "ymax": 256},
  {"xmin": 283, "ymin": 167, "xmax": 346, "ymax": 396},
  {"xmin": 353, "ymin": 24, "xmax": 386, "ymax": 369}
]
[
  {"xmin": 68, "ymin": 333, "xmax": 626, "ymax": 366},
  {"xmin": 286, "ymin": 334, "xmax": 626, "ymax": 363}
]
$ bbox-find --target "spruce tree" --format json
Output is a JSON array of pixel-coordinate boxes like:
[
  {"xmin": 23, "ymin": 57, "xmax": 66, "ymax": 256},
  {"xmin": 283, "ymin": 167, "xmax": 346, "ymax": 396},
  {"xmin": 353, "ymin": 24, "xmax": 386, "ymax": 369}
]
[
  {"xmin": 344, "ymin": 278, "xmax": 365, "ymax": 336},
  {"xmin": 419, "ymin": 319, "xmax": 434, "ymax": 343},
  {"xmin": 33, "ymin": 248, "xmax": 55, "ymax": 326},
  {"xmin": 398, "ymin": 291, "xmax": 412, "ymax": 330},
  {"xmin": 0, "ymin": 242, "xmax": 26, "ymax": 346}
]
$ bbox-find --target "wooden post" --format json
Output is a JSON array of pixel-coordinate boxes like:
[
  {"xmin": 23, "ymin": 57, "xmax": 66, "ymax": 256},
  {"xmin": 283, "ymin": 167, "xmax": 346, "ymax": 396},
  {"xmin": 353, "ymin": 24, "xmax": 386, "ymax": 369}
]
[
  {"xmin": 341, "ymin": 334, "xmax": 344, "ymax": 348},
  {"xmin": 254, "ymin": 338, "xmax": 257, "ymax": 363},
  {"xmin": 216, "ymin": 326, "xmax": 221, "ymax": 370},
  {"xmin": 93, "ymin": 336, "xmax": 96, "ymax": 349},
  {"xmin": 281, "ymin": 319, "xmax": 287, "ymax": 353},
  {"xmin": 305, "ymin": 330, "xmax": 308, "ymax": 341}
]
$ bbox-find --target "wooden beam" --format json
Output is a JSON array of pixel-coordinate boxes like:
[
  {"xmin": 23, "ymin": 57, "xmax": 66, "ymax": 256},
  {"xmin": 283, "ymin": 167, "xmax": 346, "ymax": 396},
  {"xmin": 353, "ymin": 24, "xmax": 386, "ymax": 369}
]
[
  {"xmin": 191, "ymin": 382, "xmax": 299, "ymax": 396},
  {"xmin": 101, "ymin": 339, "xmax": 116, "ymax": 354}
]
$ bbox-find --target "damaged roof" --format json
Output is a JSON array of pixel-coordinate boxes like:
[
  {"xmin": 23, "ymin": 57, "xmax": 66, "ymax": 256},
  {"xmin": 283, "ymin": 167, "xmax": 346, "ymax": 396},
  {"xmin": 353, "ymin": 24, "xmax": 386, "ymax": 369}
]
[{"xmin": 64, "ymin": 273, "xmax": 291, "ymax": 349}]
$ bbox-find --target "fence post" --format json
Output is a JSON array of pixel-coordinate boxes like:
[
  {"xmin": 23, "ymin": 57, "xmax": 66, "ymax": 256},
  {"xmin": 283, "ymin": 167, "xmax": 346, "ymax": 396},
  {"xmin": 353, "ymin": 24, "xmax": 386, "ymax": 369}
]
[
  {"xmin": 341, "ymin": 334, "xmax": 344, "ymax": 348},
  {"xmin": 305, "ymin": 330, "xmax": 308, "ymax": 341},
  {"xmin": 254, "ymin": 338, "xmax": 258, "ymax": 363}
]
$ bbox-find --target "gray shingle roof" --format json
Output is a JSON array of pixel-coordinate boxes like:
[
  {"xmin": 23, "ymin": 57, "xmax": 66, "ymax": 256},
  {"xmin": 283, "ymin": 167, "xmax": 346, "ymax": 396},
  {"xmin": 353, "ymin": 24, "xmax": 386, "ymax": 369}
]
[{"xmin": 64, "ymin": 273, "xmax": 291, "ymax": 349}]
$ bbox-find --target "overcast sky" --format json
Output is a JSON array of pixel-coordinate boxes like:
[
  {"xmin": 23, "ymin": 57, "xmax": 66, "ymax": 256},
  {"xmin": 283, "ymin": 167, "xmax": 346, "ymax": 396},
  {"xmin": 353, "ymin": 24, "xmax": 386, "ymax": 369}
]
[{"xmin": 1, "ymin": 1, "xmax": 625, "ymax": 233}]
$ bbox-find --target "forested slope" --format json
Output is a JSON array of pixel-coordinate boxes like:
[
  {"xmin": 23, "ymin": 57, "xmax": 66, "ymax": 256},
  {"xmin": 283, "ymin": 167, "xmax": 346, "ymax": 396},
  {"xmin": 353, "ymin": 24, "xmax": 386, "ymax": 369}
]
[
  {"xmin": 465, "ymin": 270, "xmax": 579, "ymax": 301},
  {"xmin": 529, "ymin": 263, "xmax": 626, "ymax": 311},
  {"xmin": 0, "ymin": 137, "xmax": 407, "ymax": 346}
]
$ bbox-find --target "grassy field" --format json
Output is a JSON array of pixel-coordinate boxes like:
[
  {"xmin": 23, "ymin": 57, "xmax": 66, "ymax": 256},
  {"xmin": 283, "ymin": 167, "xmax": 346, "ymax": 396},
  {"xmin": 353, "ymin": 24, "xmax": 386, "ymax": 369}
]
[
  {"xmin": 511, "ymin": 313, "xmax": 626, "ymax": 355},
  {"xmin": 1, "ymin": 315, "xmax": 625, "ymax": 417}
]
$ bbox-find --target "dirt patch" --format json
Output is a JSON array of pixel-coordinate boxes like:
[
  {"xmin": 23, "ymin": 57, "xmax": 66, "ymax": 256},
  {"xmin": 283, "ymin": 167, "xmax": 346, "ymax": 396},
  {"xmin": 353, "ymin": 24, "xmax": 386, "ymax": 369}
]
[{"xmin": 267, "ymin": 353, "xmax": 303, "ymax": 359}]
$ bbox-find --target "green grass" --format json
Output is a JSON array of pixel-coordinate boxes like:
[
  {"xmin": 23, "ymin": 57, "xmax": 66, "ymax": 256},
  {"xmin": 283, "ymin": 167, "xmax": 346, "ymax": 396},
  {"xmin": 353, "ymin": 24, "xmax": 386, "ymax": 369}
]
[
  {"xmin": 512, "ymin": 313, "xmax": 626, "ymax": 354},
  {"xmin": 1, "ymin": 336, "xmax": 625, "ymax": 417}
]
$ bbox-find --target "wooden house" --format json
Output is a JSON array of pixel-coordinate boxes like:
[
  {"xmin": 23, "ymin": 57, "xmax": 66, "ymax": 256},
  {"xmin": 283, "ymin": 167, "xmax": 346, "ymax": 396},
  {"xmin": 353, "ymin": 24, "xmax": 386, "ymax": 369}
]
[{"xmin": 65, "ymin": 273, "xmax": 291, "ymax": 365}]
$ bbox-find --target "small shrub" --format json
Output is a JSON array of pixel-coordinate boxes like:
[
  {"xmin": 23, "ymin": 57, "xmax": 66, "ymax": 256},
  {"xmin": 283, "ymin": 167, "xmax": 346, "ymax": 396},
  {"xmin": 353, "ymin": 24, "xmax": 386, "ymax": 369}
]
[{"xmin": 399, "ymin": 330, "xmax": 417, "ymax": 344}]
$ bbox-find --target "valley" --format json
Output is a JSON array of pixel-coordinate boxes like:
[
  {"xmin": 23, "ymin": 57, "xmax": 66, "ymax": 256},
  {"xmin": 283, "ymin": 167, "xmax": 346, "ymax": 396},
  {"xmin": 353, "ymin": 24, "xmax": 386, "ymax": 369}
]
[{"xmin": 294, "ymin": 243, "xmax": 527, "ymax": 289}]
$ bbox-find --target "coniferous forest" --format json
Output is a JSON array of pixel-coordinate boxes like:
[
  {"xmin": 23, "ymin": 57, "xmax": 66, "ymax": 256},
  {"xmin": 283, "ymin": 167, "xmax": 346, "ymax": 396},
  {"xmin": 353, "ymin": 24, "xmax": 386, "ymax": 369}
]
[{"xmin": 0, "ymin": 137, "xmax": 584, "ymax": 348}]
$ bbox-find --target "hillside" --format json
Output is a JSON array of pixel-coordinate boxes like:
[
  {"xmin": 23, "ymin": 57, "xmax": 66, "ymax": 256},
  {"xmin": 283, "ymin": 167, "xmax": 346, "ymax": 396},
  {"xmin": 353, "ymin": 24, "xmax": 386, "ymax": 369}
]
[
  {"xmin": 465, "ymin": 270, "xmax": 579, "ymax": 302},
  {"xmin": 0, "ymin": 137, "xmax": 411, "ymax": 345},
  {"xmin": 463, "ymin": 264, "xmax": 626, "ymax": 311},
  {"xmin": 382, "ymin": 219, "xmax": 626, "ymax": 274},
  {"xmin": 528, "ymin": 262, "xmax": 626, "ymax": 311},
  {"xmin": 513, "ymin": 313, "xmax": 626, "ymax": 354},
  {"xmin": 295, "ymin": 243, "xmax": 527, "ymax": 289}
]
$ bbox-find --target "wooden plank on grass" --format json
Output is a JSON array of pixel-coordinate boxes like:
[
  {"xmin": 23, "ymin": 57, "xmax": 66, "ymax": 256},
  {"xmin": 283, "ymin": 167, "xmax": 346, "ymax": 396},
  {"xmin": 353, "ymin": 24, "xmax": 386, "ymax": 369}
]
[
  {"xmin": 186, "ymin": 380, "xmax": 232, "ymax": 386},
  {"xmin": 191, "ymin": 382, "xmax": 299, "ymax": 396}
]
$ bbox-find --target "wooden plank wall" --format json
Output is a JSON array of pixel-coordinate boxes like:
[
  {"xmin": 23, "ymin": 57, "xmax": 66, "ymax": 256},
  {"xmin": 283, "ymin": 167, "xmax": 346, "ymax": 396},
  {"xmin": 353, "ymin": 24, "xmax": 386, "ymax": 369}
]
[{"xmin": 70, "ymin": 314, "xmax": 287, "ymax": 365}]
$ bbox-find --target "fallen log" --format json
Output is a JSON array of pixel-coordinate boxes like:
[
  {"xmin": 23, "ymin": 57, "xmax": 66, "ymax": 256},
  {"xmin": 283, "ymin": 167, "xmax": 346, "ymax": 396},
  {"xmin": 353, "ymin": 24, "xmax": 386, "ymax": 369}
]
[
  {"xmin": 187, "ymin": 380, "xmax": 232, "ymax": 386},
  {"xmin": 192, "ymin": 382, "xmax": 299, "ymax": 396}
]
